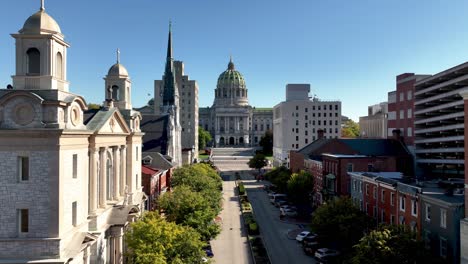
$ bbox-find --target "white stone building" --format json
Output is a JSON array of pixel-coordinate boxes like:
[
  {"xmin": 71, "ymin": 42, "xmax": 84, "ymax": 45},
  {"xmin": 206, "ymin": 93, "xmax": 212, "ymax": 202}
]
[
  {"xmin": 198, "ymin": 58, "xmax": 273, "ymax": 147},
  {"xmin": 359, "ymin": 102, "xmax": 388, "ymax": 138},
  {"xmin": 0, "ymin": 3, "xmax": 145, "ymax": 263},
  {"xmin": 273, "ymin": 84, "xmax": 341, "ymax": 166}
]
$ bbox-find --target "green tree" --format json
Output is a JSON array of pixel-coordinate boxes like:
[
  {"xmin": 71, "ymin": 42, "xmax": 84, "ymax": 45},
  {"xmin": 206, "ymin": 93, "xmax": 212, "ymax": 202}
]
[
  {"xmin": 287, "ymin": 170, "xmax": 314, "ymax": 205},
  {"xmin": 264, "ymin": 166, "xmax": 291, "ymax": 193},
  {"xmin": 311, "ymin": 197, "xmax": 374, "ymax": 253},
  {"xmin": 125, "ymin": 211, "xmax": 206, "ymax": 264},
  {"xmin": 352, "ymin": 224, "xmax": 428, "ymax": 264},
  {"xmin": 248, "ymin": 153, "xmax": 268, "ymax": 172},
  {"xmin": 198, "ymin": 126, "xmax": 212, "ymax": 151},
  {"xmin": 87, "ymin": 103, "xmax": 101, "ymax": 110},
  {"xmin": 341, "ymin": 120, "xmax": 360, "ymax": 138},
  {"xmin": 159, "ymin": 185, "xmax": 220, "ymax": 240},
  {"xmin": 259, "ymin": 130, "xmax": 273, "ymax": 155}
]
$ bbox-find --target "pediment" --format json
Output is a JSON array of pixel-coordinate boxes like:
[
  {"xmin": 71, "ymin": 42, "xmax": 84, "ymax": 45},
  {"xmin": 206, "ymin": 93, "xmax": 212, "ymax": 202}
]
[{"xmin": 96, "ymin": 110, "xmax": 131, "ymax": 134}]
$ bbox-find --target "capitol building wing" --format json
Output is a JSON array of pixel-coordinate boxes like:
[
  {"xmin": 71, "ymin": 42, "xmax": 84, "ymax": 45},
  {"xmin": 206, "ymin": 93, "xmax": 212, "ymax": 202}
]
[{"xmin": 199, "ymin": 58, "xmax": 273, "ymax": 147}]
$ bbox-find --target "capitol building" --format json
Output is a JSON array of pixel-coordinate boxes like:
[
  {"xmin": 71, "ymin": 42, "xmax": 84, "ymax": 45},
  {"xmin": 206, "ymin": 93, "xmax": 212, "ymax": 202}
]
[{"xmin": 199, "ymin": 58, "xmax": 273, "ymax": 147}]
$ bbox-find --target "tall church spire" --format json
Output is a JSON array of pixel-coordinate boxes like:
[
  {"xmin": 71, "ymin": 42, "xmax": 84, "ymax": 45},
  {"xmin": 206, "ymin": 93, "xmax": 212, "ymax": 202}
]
[{"xmin": 163, "ymin": 21, "xmax": 176, "ymax": 106}]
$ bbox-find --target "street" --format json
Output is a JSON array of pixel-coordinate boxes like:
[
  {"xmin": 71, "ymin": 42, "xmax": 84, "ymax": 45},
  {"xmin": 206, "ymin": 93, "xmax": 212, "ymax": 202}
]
[{"xmin": 210, "ymin": 148, "xmax": 315, "ymax": 264}]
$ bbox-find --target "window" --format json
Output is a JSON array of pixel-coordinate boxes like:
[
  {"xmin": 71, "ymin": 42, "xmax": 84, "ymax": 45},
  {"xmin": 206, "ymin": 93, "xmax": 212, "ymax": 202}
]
[
  {"xmin": 373, "ymin": 187, "xmax": 377, "ymax": 199},
  {"xmin": 390, "ymin": 214, "xmax": 395, "ymax": 225},
  {"xmin": 72, "ymin": 154, "xmax": 78, "ymax": 178},
  {"xmin": 400, "ymin": 196, "xmax": 405, "ymax": 211},
  {"xmin": 407, "ymin": 127, "xmax": 412, "ymax": 137},
  {"xmin": 399, "ymin": 110, "xmax": 404, "ymax": 119},
  {"xmin": 296, "ymin": 144, "xmax": 299, "ymax": 149},
  {"xmin": 318, "ymin": 113, "xmax": 321, "ymax": 117},
  {"xmin": 18, "ymin": 209, "xmax": 29, "ymax": 233},
  {"xmin": 111, "ymin": 85, "xmax": 120, "ymax": 100},
  {"xmin": 305, "ymin": 123, "xmax": 308, "ymax": 128},
  {"xmin": 296, "ymin": 105, "xmax": 299, "ymax": 110},
  {"xmin": 407, "ymin": 109, "xmax": 412, "ymax": 118},
  {"xmin": 27, "ymin": 48, "xmax": 40, "ymax": 74},
  {"xmin": 305, "ymin": 108, "xmax": 308, "ymax": 112},
  {"xmin": 381, "ymin": 209, "xmax": 386, "ymax": 222},
  {"xmin": 373, "ymin": 206, "xmax": 377, "ymax": 218},
  {"xmin": 296, "ymin": 128, "xmax": 299, "ymax": 133},
  {"xmin": 411, "ymin": 200, "xmax": 417, "ymax": 216},
  {"xmin": 305, "ymin": 115, "xmax": 308, "ymax": 120},
  {"xmin": 400, "ymin": 92, "xmax": 404, "ymax": 102},
  {"xmin": 18, "ymin": 156, "xmax": 29, "ymax": 181},
  {"xmin": 425, "ymin": 204, "xmax": 431, "ymax": 221},
  {"xmin": 365, "ymin": 184, "xmax": 369, "ymax": 195},
  {"xmin": 440, "ymin": 209, "xmax": 447, "ymax": 228},
  {"xmin": 136, "ymin": 146, "xmax": 139, "ymax": 161},
  {"xmin": 335, "ymin": 105, "xmax": 338, "ymax": 110},
  {"xmin": 305, "ymin": 130, "xmax": 308, "ymax": 136},
  {"xmin": 440, "ymin": 237, "xmax": 447, "ymax": 258},
  {"xmin": 56, "ymin": 52, "xmax": 63, "ymax": 78},
  {"xmin": 72, "ymin": 202, "xmax": 77, "ymax": 227},
  {"xmin": 347, "ymin": 163, "xmax": 354, "ymax": 172},
  {"xmin": 368, "ymin": 164, "xmax": 374, "ymax": 172},
  {"xmin": 365, "ymin": 202, "xmax": 369, "ymax": 213},
  {"xmin": 296, "ymin": 120, "xmax": 299, "ymax": 126},
  {"xmin": 359, "ymin": 182, "xmax": 362, "ymax": 193},
  {"xmin": 407, "ymin": 91, "xmax": 412, "ymax": 100},
  {"xmin": 296, "ymin": 136, "xmax": 299, "ymax": 141},
  {"xmin": 381, "ymin": 189, "xmax": 385, "ymax": 203}
]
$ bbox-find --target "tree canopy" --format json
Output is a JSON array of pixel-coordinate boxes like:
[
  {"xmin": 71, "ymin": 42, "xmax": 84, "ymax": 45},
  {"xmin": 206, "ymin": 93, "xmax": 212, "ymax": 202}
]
[
  {"xmin": 311, "ymin": 197, "xmax": 374, "ymax": 253},
  {"xmin": 341, "ymin": 120, "xmax": 360, "ymax": 138},
  {"xmin": 248, "ymin": 153, "xmax": 268, "ymax": 171},
  {"xmin": 125, "ymin": 211, "xmax": 206, "ymax": 264},
  {"xmin": 198, "ymin": 126, "xmax": 212, "ymax": 151},
  {"xmin": 264, "ymin": 166, "xmax": 291, "ymax": 193},
  {"xmin": 352, "ymin": 224, "xmax": 429, "ymax": 264},
  {"xmin": 259, "ymin": 130, "xmax": 273, "ymax": 155},
  {"xmin": 87, "ymin": 103, "xmax": 101, "ymax": 110},
  {"xmin": 287, "ymin": 170, "xmax": 314, "ymax": 205}
]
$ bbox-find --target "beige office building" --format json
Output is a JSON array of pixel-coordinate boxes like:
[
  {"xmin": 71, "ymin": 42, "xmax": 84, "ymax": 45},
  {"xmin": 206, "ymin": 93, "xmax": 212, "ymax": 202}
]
[{"xmin": 273, "ymin": 84, "xmax": 341, "ymax": 166}]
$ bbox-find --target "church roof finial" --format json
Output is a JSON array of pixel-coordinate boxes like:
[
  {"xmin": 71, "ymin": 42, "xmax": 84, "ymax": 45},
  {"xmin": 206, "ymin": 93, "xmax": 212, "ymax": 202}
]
[
  {"xmin": 40, "ymin": 0, "xmax": 45, "ymax": 11},
  {"xmin": 228, "ymin": 55, "xmax": 235, "ymax": 70},
  {"xmin": 117, "ymin": 48, "xmax": 121, "ymax": 63}
]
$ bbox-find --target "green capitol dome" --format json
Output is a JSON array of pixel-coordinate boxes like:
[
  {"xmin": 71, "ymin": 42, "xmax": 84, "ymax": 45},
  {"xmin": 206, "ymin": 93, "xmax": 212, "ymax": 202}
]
[{"xmin": 217, "ymin": 58, "xmax": 246, "ymax": 87}]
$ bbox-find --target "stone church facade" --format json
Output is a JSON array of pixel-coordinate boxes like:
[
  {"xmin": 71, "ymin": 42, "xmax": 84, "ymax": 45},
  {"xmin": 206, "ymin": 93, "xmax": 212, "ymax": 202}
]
[
  {"xmin": 199, "ymin": 59, "xmax": 273, "ymax": 147},
  {"xmin": 0, "ymin": 3, "xmax": 145, "ymax": 263}
]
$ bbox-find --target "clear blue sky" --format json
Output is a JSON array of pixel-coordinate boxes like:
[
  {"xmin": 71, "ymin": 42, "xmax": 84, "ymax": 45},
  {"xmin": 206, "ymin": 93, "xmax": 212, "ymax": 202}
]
[{"xmin": 2, "ymin": 0, "xmax": 468, "ymax": 121}]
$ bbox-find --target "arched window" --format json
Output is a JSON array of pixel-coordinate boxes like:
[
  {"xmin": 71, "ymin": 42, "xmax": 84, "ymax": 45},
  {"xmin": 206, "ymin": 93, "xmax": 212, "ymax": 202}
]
[
  {"xmin": 27, "ymin": 48, "xmax": 40, "ymax": 75},
  {"xmin": 112, "ymin": 85, "xmax": 120, "ymax": 100},
  {"xmin": 55, "ymin": 52, "xmax": 63, "ymax": 78}
]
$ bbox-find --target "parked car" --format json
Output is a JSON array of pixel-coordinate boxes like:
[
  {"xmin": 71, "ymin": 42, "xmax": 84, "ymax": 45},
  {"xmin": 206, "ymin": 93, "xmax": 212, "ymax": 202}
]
[
  {"xmin": 303, "ymin": 241, "xmax": 320, "ymax": 256},
  {"xmin": 280, "ymin": 204, "xmax": 297, "ymax": 211},
  {"xmin": 295, "ymin": 231, "xmax": 310, "ymax": 242},
  {"xmin": 302, "ymin": 233, "xmax": 318, "ymax": 245},
  {"xmin": 275, "ymin": 200, "xmax": 289, "ymax": 207},
  {"xmin": 203, "ymin": 244, "xmax": 214, "ymax": 258},
  {"xmin": 280, "ymin": 208, "xmax": 298, "ymax": 217},
  {"xmin": 314, "ymin": 248, "xmax": 340, "ymax": 262},
  {"xmin": 270, "ymin": 194, "xmax": 287, "ymax": 204}
]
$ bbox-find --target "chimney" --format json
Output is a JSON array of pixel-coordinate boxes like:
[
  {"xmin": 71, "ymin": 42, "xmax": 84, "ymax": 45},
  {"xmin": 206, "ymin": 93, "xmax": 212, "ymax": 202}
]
[{"xmin": 317, "ymin": 129, "xmax": 324, "ymax": 139}]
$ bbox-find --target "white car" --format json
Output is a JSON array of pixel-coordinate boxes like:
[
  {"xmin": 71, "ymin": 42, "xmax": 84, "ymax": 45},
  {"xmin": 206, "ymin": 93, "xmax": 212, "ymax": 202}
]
[
  {"xmin": 295, "ymin": 231, "xmax": 310, "ymax": 242},
  {"xmin": 314, "ymin": 248, "xmax": 340, "ymax": 261},
  {"xmin": 280, "ymin": 208, "xmax": 298, "ymax": 217}
]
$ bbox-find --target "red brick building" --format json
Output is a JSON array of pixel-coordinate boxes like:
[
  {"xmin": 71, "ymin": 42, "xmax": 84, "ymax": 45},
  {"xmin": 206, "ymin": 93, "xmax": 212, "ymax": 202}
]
[
  {"xmin": 141, "ymin": 165, "xmax": 171, "ymax": 211},
  {"xmin": 290, "ymin": 138, "xmax": 412, "ymax": 204}
]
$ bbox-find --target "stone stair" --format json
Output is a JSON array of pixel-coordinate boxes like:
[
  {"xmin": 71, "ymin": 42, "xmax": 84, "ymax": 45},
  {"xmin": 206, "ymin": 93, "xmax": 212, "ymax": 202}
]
[{"xmin": 211, "ymin": 148, "xmax": 254, "ymax": 163}]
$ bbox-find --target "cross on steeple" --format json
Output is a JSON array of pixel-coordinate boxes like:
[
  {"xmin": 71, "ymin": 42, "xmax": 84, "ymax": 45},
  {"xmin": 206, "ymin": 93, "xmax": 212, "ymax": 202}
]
[
  {"xmin": 40, "ymin": 0, "xmax": 45, "ymax": 11},
  {"xmin": 117, "ymin": 48, "xmax": 121, "ymax": 64}
]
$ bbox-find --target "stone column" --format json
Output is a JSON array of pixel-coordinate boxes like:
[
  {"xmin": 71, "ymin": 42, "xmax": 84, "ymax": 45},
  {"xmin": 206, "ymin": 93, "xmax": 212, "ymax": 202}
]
[
  {"xmin": 89, "ymin": 148, "xmax": 99, "ymax": 214},
  {"xmin": 99, "ymin": 147, "xmax": 107, "ymax": 208},
  {"xmin": 120, "ymin": 145, "xmax": 126, "ymax": 197},
  {"xmin": 113, "ymin": 146, "xmax": 120, "ymax": 200}
]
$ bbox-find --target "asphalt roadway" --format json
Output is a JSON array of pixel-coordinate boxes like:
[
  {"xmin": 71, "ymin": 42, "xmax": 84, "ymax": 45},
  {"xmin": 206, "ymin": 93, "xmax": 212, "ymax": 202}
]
[{"xmin": 211, "ymin": 158, "xmax": 315, "ymax": 264}]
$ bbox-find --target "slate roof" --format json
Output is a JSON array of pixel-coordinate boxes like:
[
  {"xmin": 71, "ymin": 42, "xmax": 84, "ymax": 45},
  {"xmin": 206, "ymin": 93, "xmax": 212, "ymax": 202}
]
[
  {"xmin": 141, "ymin": 114, "xmax": 169, "ymax": 154},
  {"xmin": 84, "ymin": 108, "xmax": 118, "ymax": 131}
]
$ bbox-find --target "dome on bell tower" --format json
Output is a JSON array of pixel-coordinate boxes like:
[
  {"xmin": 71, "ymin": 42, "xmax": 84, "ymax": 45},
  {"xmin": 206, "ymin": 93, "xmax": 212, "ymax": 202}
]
[{"xmin": 20, "ymin": 5, "xmax": 62, "ymax": 35}]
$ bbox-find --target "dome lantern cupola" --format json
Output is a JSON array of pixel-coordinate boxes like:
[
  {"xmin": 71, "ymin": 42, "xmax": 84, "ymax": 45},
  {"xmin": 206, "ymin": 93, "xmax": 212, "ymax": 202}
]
[{"xmin": 104, "ymin": 49, "xmax": 132, "ymax": 110}]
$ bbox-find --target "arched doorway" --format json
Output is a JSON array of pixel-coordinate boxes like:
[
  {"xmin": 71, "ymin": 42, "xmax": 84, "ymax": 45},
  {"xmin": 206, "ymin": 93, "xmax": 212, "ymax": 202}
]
[
  {"xmin": 229, "ymin": 137, "xmax": 235, "ymax": 145},
  {"xmin": 219, "ymin": 137, "xmax": 225, "ymax": 146},
  {"xmin": 239, "ymin": 137, "xmax": 244, "ymax": 145}
]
